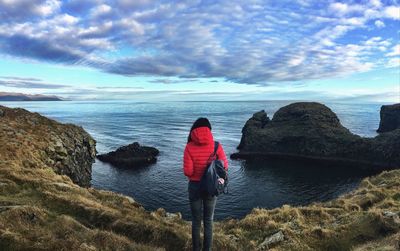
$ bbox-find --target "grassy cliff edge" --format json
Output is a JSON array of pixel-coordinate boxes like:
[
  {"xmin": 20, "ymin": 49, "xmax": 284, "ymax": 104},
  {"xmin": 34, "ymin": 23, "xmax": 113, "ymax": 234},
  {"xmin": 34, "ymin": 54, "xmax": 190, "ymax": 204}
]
[{"xmin": 0, "ymin": 106, "xmax": 399, "ymax": 250}]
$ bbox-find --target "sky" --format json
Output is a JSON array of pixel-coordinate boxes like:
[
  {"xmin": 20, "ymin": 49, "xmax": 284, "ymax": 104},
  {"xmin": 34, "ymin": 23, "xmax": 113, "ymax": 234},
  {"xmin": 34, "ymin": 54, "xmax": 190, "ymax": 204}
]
[{"xmin": 0, "ymin": 0, "xmax": 399, "ymax": 102}]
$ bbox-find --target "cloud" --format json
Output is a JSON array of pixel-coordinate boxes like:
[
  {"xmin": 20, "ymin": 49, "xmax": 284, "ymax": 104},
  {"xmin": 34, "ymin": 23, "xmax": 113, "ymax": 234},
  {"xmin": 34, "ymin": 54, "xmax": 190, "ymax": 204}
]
[
  {"xmin": 386, "ymin": 44, "xmax": 400, "ymax": 57},
  {"xmin": 0, "ymin": 0, "xmax": 398, "ymax": 86},
  {"xmin": 0, "ymin": 76, "xmax": 70, "ymax": 89},
  {"xmin": 384, "ymin": 6, "xmax": 400, "ymax": 19},
  {"xmin": 369, "ymin": 0, "xmax": 382, "ymax": 8},
  {"xmin": 374, "ymin": 20, "xmax": 385, "ymax": 28},
  {"xmin": 0, "ymin": 0, "xmax": 61, "ymax": 21},
  {"xmin": 328, "ymin": 2, "xmax": 366, "ymax": 16},
  {"xmin": 387, "ymin": 58, "xmax": 400, "ymax": 68},
  {"xmin": 96, "ymin": 86, "xmax": 144, "ymax": 90},
  {"xmin": 0, "ymin": 76, "xmax": 42, "ymax": 81},
  {"xmin": 331, "ymin": 91, "xmax": 399, "ymax": 102},
  {"xmin": 0, "ymin": 34, "xmax": 85, "ymax": 63},
  {"xmin": 148, "ymin": 78, "xmax": 199, "ymax": 84},
  {"xmin": 90, "ymin": 4, "xmax": 112, "ymax": 18}
]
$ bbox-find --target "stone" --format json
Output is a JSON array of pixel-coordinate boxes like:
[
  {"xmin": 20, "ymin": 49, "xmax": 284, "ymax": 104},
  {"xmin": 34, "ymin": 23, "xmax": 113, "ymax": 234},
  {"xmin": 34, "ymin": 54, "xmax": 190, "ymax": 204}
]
[
  {"xmin": 258, "ymin": 231, "xmax": 285, "ymax": 250},
  {"xmin": 383, "ymin": 211, "xmax": 398, "ymax": 218},
  {"xmin": 382, "ymin": 211, "xmax": 400, "ymax": 225},
  {"xmin": 124, "ymin": 195, "xmax": 135, "ymax": 204},
  {"xmin": 232, "ymin": 102, "xmax": 400, "ymax": 170},
  {"xmin": 97, "ymin": 142, "xmax": 159, "ymax": 168},
  {"xmin": 166, "ymin": 212, "xmax": 182, "ymax": 220},
  {"xmin": 377, "ymin": 103, "xmax": 400, "ymax": 133}
]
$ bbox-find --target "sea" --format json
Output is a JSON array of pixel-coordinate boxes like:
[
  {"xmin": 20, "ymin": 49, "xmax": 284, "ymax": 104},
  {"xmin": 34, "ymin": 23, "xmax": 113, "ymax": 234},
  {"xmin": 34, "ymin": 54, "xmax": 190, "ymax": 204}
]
[{"xmin": 0, "ymin": 100, "xmax": 384, "ymax": 220}]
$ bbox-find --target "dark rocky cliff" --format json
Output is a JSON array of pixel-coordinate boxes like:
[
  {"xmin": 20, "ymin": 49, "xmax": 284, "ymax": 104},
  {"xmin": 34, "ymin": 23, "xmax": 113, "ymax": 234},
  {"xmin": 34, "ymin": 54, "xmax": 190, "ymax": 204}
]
[
  {"xmin": 233, "ymin": 102, "xmax": 400, "ymax": 169},
  {"xmin": 377, "ymin": 103, "xmax": 400, "ymax": 133},
  {"xmin": 0, "ymin": 105, "xmax": 96, "ymax": 187}
]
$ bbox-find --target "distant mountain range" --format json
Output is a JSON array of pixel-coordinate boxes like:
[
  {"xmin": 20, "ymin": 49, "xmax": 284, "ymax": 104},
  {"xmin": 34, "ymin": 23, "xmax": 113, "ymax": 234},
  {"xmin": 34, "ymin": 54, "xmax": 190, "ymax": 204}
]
[{"xmin": 0, "ymin": 92, "xmax": 63, "ymax": 101}]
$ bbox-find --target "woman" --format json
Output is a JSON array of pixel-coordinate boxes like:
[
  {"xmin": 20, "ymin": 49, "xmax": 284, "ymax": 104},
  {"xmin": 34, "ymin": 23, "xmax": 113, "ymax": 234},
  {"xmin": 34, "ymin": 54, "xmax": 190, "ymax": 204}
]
[{"xmin": 183, "ymin": 118, "xmax": 228, "ymax": 251}]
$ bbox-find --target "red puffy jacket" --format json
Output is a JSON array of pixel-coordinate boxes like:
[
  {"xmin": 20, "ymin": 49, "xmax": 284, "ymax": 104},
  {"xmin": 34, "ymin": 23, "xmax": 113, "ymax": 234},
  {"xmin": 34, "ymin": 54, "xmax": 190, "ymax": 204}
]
[{"xmin": 183, "ymin": 126, "xmax": 228, "ymax": 181}]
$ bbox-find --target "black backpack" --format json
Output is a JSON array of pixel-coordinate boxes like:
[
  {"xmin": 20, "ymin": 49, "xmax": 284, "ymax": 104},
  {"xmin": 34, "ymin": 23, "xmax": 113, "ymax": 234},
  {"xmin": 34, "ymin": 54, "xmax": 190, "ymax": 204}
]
[{"xmin": 199, "ymin": 141, "xmax": 228, "ymax": 196}]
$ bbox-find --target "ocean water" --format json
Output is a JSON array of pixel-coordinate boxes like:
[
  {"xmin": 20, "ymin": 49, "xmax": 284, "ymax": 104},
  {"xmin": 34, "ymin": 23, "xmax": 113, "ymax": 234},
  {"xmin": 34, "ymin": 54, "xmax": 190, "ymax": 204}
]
[{"xmin": 1, "ymin": 100, "xmax": 383, "ymax": 220}]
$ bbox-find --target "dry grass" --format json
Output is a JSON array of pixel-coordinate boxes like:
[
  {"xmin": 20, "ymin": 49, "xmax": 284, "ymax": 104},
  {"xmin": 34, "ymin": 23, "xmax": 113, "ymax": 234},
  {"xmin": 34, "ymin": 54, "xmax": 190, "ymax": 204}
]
[
  {"xmin": 217, "ymin": 169, "xmax": 400, "ymax": 250},
  {"xmin": 0, "ymin": 105, "xmax": 399, "ymax": 250}
]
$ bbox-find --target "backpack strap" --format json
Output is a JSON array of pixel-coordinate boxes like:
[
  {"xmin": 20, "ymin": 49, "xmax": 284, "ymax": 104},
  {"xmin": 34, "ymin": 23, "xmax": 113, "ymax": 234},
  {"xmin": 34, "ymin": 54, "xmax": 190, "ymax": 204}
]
[
  {"xmin": 205, "ymin": 141, "xmax": 220, "ymax": 166},
  {"xmin": 213, "ymin": 141, "xmax": 219, "ymax": 158}
]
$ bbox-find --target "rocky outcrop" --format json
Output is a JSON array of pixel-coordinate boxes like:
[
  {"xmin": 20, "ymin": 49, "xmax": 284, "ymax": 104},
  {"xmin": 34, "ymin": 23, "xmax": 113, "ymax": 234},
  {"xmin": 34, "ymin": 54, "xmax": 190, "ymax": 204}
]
[
  {"xmin": 0, "ymin": 105, "xmax": 96, "ymax": 187},
  {"xmin": 377, "ymin": 103, "xmax": 400, "ymax": 133},
  {"xmin": 232, "ymin": 102, "xmax": 400, "ymax": 169},
  {"xmin": 0, "ymin": 105, "xmax": 195, "ymax": 251},
  {"xmin": 97, "ymin": 142, "xmax": 159, "ymax": 168},
  {"xmin": 238, "ymin": 110, "xmax": 270, "ymax": 150}
]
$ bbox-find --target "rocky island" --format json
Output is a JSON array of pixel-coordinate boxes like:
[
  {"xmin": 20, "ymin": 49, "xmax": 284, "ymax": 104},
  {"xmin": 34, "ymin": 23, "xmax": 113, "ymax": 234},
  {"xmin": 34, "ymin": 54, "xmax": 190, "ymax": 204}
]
[
  {"xmin": 97, "ymin": 142, "xmax": 159, "ymax": 168},
  {"xmin": 232, "ymin": 102, "xmax": 400, "ymax": 170},
  {"xmin": 0, "ymin": 105, "xmax": 399, "ymax": 250}
]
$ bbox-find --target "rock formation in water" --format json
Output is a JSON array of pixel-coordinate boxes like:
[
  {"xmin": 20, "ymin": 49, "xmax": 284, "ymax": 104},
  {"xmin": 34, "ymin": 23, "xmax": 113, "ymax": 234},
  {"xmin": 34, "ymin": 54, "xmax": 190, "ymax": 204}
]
[
  {"xmin": 0, "ymin": 105, "xmax": 96, "ymax": 187},
  {"xmin": 0, "ymin": 104, "xmax": 399, "ymax": 251},
  {"xmin": 232, "ymin": 102, "xmax": 400, "ymax": 169},
  {"xmin": 377, "ymin": 103, "xmax": 400, "ymax": 133},
  {"xmin": 237, "ymin": 110, "xmax": 270, "ymax": 150},
  {"xmin": 97, "ymin": 142, "xmax": 159, "ymax": 168}
]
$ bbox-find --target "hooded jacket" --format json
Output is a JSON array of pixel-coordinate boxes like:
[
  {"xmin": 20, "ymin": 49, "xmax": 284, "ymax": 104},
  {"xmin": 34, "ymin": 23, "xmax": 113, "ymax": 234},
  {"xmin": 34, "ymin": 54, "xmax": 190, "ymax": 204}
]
[{"xmin": 183, "ymin": 126, "xmax": 228, "ymax": 181}]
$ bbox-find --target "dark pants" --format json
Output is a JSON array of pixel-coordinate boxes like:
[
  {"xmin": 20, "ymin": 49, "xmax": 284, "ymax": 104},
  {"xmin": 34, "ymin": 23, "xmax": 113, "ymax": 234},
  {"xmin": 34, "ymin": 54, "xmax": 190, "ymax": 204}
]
[{"xmin": 188, "ymin": 181, "xmax": 217, "ymax": 251}]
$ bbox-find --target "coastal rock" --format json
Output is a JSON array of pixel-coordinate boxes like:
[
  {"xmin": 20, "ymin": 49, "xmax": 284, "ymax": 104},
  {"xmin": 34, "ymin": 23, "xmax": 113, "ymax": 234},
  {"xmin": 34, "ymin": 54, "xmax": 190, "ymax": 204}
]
[
  {"xmin": 232, "ymin": 102, "xmax": 400, "ymax": 169},
  {"xmin": 377, "ymin": 103, "xmax": 400, "ymax": 133},
  {"xmin": 0, "ymin": 108, "xmax": 4, "ymax": 117},
  {"xmin": 258, "ymin": 231, "xmax": 285, "ymax": 250},
  {"xmin": 97, "ymin": 142, "xmax": 159, "ymax": 168},
  {"xmin": 0, "ymin": 105, "xmax": 96, "ymax": 187},
  {"xmin": 238, "ymin": 110, "xmax": 270, "ymax": 150}
]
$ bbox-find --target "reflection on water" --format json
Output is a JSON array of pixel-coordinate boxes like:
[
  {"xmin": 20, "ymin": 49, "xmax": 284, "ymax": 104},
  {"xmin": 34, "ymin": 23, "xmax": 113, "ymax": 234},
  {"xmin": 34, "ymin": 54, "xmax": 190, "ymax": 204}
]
[
  {"xmin": 0, "ymin": 100, "xmax": 383, "ymax": 220},
  {"xmin": 239, "ymin": 160, "xmax": 380, "ymax": 210}
]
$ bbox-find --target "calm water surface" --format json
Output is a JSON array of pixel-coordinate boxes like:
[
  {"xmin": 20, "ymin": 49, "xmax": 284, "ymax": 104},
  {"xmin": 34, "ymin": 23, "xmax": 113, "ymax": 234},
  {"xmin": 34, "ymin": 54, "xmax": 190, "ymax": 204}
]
[{"xmin": 1, "ymin": 100, "xmax": 383, "ymax": 220}]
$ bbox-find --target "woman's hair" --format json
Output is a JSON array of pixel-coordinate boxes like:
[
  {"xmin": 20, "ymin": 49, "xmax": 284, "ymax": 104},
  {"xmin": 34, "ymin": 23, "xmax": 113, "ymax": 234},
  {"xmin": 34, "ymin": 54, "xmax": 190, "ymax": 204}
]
[{"xmin": 187, "ymin": 117, "xmax": 212, "ymax": 143}]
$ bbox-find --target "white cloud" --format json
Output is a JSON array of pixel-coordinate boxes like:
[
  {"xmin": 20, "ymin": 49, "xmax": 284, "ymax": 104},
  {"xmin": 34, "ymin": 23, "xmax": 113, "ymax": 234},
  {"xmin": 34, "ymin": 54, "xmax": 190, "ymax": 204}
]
[
  {"xmin": 288, "ymin": 54, "xmax": 305, "ymax": 66},
  {"xmin": 369, "ymin": 0, "xmax": 382, "ymax": 8},
  {"xmin": 34, "ymin": 0, "xmax": 61, "ymax": 16},
  {"xmin": 59, "ymin": 14, "xmax": 79, "ymax": 25},
  {"xmin": 119, "ymin": 18, "xmax": 145, "ymax": 35},
  {"xmin": 387, "ymin": 57, "xmax": 400, "ymax": 68},
  {"xmin": 384, "ymin": 6, "xmax": 400, "ymax": 19},
  {"xmin": 341, "ymin": 17, "xmax": 365, "ymax": 26},
  {"xmin": 329, "ymin": 2, "xmax": 365, "ymax": 15},
  {"xmin": 386, "ymin": 45, "xmax": 400, "ymax": 57},
  {"xmin": 79, "ymin": 38, "xmax": 113, "ymax": 50},
  {"xmin": 91, "ymin": 4, "xmax": 112, "ymax": 17},
  {"xmin": 374, "ymin": 20, "xmax": 385, "ymax": 28},
  {"xmin": 329, "ymin": 2, "xmax": 349, "ymax": 14}
]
